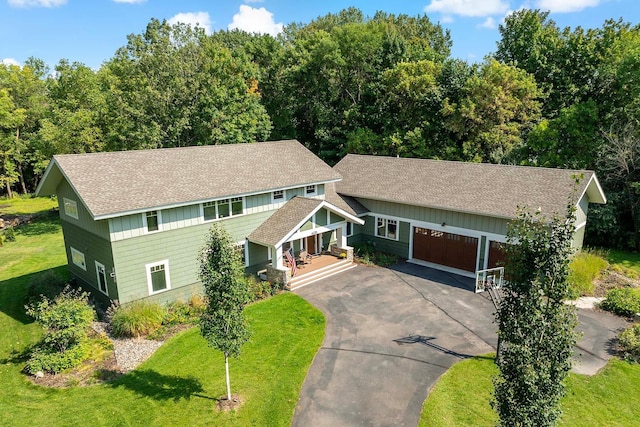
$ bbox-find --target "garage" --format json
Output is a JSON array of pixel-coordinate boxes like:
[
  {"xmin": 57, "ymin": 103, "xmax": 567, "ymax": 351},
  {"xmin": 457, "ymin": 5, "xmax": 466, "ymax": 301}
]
[
  {"xmin": 487, "ymin": 240, "xmax": 508, "ymax": 269},
  {"xmin": 412, "ymin": 227, "xmax": 478, "ymax": 272}
]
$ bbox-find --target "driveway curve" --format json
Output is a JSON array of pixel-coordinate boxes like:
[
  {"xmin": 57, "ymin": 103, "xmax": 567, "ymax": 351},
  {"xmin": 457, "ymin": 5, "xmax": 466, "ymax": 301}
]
[
  {"xmin": 292, "ymin": 263, "xmax": 497, "ymax": 427},
  {"xmin": 292, "ymin": 262, "xmax": 627, "ymax": 427}
]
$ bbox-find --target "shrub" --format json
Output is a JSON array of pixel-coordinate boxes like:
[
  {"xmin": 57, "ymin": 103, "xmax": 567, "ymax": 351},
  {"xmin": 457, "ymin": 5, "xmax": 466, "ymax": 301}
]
[
  {"xmin": 567, "ymin": 251, "xmax": 608, "ymax": 298},
  {"xmin": 25, "ymin": 270, "xmax": 67, "ymax": 306},
  {"xmin": 3, "ymin": 226, "xmax": 16, "ymax": 242},
  {"xmin": 108, "ymin": 301, "xmax": 165, "ymax": 338},
  {"xmin": 245, "ymin": 275, "xmax": 280, "ymax": 301},
  {"xmin": 601, "ymin": 287, "xmax": 640, "ymax": 317},
  {"xmin": 619, "ymin": 324, "xmax": 640, "ymax": 362},
  {"xmin": 24, "ymin": 287, "xmax": 95, "ymax": 374},
  {"xmin": 25, "ymin": 343, "xmax": 88, "ymax": 375}
]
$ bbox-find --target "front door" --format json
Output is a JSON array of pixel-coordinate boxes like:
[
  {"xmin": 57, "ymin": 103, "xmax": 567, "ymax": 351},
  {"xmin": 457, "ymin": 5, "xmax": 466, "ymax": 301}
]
[{"xmin": 306, "ymin": 235, "xmax": 317, "ymax": 255}]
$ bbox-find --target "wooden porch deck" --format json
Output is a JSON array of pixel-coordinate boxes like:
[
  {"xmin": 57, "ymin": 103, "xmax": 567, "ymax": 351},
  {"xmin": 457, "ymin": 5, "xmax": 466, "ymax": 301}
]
[{"xmin": 289, "ymin": 253, "xmax": 344, "ymax": 277}]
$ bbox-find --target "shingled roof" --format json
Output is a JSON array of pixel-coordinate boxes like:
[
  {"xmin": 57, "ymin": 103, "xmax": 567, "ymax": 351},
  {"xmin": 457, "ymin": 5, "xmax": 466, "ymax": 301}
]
[
  {"xmin": 334, "ymin": 155, "xmax": 606, "ymax": 220},
  {"xmin": 247, "ymin": 196, "xmax": 364, "ymax": 247},
  {"xmin": 36, "ymin": 140, "xmax": 342, "ymax": 219}
]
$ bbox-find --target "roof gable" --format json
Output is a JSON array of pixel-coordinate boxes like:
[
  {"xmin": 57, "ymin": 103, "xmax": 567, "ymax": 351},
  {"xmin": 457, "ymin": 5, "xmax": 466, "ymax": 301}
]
[
  {"xmin": 247, "ymin": 196, "xmax": 364, "ymax": 247},
  {"xmin": 334, "ymin": 155, "xmax": 606, "ymax": 220},
  {"xmin": 36, "ymin": 140, "xmax": 342, "ymax": 219}
]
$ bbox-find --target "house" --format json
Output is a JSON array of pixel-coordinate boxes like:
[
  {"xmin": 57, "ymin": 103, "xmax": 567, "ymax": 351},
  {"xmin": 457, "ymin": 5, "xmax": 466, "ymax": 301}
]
[{"xmin": 35, "ymin": 140, "xmax": 606, "ymax": 305}]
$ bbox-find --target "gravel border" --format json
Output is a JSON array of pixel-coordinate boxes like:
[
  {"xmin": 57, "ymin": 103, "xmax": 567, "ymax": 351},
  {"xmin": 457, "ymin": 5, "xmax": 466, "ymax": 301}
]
[{"xmin": 91, "ymin": 322, "xmax": 164, "ymax": 372}]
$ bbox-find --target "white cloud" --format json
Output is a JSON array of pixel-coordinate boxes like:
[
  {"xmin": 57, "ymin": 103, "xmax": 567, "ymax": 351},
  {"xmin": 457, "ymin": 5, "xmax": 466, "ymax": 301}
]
[
  {"xmin": 113, "ymin": 0, "xmax": 146, "ymax": 3},
  {"xmin": 440, "ymin": 15, "xmax": 454, "ymax": 23},
  {"xmin": 425, "ymin": 0, "xmax": 509, "ymax": 17},
  {"xmin": 478, "ymin": 17, "xmax": 497, "ymax": 29},
  {"xmin": 167, "ymin": 12, "xmax": 212, "ymax": 34},
  {"xmin": 228, "ymin": 5, "xmax": 283, "ymax": 36},
  {"xmin": 8, "ymin": 0, "xmax": 66, "ymax": 7},
  {"xmin": 1, "ymin": 58, "xmax": 20, "ymax": 66},
  {"xmin": 535, "ymin": 0, "xmax": 601, "ymax": 13}
]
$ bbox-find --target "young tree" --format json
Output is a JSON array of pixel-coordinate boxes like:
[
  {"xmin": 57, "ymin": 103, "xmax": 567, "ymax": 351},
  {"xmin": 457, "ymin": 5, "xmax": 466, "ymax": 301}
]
[
  {"xmin": 198, "ymin": 224, "xmax": 250, "ymax": 401},
  {"xmin": 493, "ymin": 204, "xmax": 579, "ymax": 426}
]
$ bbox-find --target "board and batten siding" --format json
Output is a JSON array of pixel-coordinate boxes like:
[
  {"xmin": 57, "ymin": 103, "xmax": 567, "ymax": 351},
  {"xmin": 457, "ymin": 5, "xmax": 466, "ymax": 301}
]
[
  {"xmin": 61, "ymin": 220, "xmax": 116, "ymax": 302},
  {"xmin": 108, "ymin": 188, "xmax": 324, "ymax": 242},
  {"xmin": 576, "ymin": 195, "xmax": 589, "ymax": 226},
  {"xmin": 57, "ymin": 179, "xmax": 110, "ymax": 239},
  {"xmin": 111, "ymin": 210, "xmax": 275, "ymax": 304},
  {"xmin": 360, "ymin": 215, "xmax": 411, "ymax": 257},
  {"xmin": 359, "ymin": 198, "xmax": 510, "ymax": 236}
]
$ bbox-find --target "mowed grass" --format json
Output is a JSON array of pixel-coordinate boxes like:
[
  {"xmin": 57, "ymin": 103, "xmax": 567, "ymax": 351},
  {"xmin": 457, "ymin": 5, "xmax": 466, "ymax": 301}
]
[
  {"xmin": 419, "ymin": 355, "xmax": 640, "ymax": 427},
  {"xmin": 0, "ymin": 197, "xmax": 325, "ymax": 426},
  {"xmin": 607, "ymin": 249, "xmax": 640, "ymax": 276}
]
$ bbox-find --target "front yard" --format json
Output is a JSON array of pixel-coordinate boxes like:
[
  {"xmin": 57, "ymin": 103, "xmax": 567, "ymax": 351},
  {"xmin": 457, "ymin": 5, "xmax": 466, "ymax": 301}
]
[{"xmin": 0, "ymin": 197, "xmax": 324, "ymax": 426}]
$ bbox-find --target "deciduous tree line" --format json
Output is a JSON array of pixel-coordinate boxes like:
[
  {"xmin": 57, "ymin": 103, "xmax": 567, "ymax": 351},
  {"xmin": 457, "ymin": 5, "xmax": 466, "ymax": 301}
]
[{"xmin": 1, "ymin": 8, "xmax": 639, "ymax": 249}]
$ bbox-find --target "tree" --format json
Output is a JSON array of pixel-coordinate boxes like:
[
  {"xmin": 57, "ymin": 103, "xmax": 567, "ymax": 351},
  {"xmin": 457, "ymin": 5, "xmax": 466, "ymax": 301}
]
[
  {"xmin": 198, "ymin": 224, "xmax": 251, "ymax": 401},
  {"xmin": 493, "ymin": 204, "xmax": 579, "ymax": 426}
]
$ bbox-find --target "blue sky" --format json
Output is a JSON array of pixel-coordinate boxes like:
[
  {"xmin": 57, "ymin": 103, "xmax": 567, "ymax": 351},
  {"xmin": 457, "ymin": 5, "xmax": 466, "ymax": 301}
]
[{"xmin": 1, "ymin": 0, "xmax": 638, "ymax": 70}]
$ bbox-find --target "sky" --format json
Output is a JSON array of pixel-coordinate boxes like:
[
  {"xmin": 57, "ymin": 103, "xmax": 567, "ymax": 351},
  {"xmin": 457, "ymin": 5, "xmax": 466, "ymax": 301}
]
[{"xmin": 1, "ymin": 0, "xmax": 639, "ymax": 70}]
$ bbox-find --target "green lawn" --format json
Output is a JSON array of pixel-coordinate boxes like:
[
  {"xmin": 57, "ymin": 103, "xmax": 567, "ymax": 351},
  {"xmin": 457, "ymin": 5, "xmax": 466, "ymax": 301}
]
[
  {"xmin": 0, "ymin": 197, "xmax": 325, "ymax": 426},
  {"xmin": 419, "ymin": 355, "xmax": 640, "ymax": 427},
  {"xmin": 607, "ymin": 249, "xmax": 640, "ymax": 276}
]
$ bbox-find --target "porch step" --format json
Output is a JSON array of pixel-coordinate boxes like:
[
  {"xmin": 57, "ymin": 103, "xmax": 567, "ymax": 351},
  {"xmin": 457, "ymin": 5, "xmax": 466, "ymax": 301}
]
[{"xmin": 287, "ymin": 259, "xmax": 356, "ymax": 291}]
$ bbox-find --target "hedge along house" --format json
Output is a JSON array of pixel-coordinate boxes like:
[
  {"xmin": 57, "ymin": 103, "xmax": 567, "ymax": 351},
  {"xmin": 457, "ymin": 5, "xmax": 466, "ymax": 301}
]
[
  {"xmin": 36, "ymin": 140, "xmax": 364, "ymax": 305},
  {"xmin": 335, "ymin": 155, "xmax": 607, "ymax": 279}
]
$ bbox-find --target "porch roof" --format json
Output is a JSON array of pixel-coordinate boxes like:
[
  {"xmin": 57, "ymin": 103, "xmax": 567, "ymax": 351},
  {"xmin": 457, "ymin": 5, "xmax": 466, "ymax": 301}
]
[{"xmin": 247, "ymin": 196, "xmax": 364, "ymax": 248}]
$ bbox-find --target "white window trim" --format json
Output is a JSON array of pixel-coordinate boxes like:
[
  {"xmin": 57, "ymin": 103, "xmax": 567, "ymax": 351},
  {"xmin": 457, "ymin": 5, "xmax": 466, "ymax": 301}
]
[
  {"xmin": 63, "ymin": 197, "xmax": 79, "ymax": 220},
  {"xmin": 145, "ymin": 260, "xmax": 171, "ymax": 295},
  {"xmin": 375, "ymin": 217, "xmax": 399, "ymax": 241},
  {"xmin": 346, "ymin": 222, "xmax": 354, "ymax": 237},
  {"xmin": 94, "ymin": 261, "xmax": 109, "ymax": 296},
  {"xmin": 201, "ymin": 197, "xmax": 245, "ymax": 223},
  {"xmin": 70, "ymin": 247, "xmax": 87, "ymax": 271},
  {"xmin": 271, "ymin": 190, "xmax": 285, "ymax": 204},
  {"xmin": 142, "ymin": 210, "xmax": 163, "ymax": 234},
  {"xmin": 305, "ymin": 185, "xmax": 317, "ymax": 196}
]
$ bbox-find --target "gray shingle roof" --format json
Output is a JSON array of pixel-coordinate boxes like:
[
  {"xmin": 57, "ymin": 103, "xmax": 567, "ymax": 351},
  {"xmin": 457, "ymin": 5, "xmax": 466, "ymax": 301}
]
[
  {"xmin": 334, "ymin": 154, "xmax": 602, "ymax": 220},
  {"xmin": 247, "ymin": 197, "xmax": 324, "ymax": 247},
  {"xmin": 41, "ymin": 140, "xmax": 342, "ymax": 219},
  {"xmin": 324, "ymin": 182, "xmax": 369, "ymax": 216}
]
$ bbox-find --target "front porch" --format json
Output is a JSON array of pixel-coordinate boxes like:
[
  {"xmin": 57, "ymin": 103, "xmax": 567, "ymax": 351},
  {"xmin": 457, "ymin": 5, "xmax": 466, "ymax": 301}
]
[{"xmin": 286, "ymin": 251, "xmax": 356, "ymax": 290}]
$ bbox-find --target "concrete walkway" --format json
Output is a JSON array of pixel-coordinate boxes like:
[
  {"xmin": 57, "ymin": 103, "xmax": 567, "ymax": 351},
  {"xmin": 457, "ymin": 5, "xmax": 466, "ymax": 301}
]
[{"xmin": 292, "ymin": 262, "xmax": 628, "ymax": 427}]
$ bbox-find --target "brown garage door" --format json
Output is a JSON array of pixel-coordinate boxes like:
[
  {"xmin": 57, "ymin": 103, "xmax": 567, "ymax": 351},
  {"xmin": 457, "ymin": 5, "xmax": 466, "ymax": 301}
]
[
  {"xmin": 413, "ymin": 227, "xmax": 478, "ymax": 272},
  {"xmin": 487, "ymin": 241, "xmax": 508, "ymax": 269}
]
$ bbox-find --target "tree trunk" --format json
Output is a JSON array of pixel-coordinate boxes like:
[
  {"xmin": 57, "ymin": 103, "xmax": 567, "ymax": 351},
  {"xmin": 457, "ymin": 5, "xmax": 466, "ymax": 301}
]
[
  {"xmin": 5, "ymin": 181, "xmax": 12, "ymax": 199},
  {"xmin": 225, "ymin": 354, "xmax": 231, "ymax": 401},
  {"xmin": 17, "ymin": 163, "xmax": 27, "ymax": 195}
]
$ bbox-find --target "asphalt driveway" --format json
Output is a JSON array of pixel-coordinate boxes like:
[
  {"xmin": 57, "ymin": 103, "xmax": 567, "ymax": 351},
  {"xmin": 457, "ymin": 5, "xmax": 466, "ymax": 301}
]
[{"xmin": 292, "ymin": 262, "xmax": 627, "ymax": 427}]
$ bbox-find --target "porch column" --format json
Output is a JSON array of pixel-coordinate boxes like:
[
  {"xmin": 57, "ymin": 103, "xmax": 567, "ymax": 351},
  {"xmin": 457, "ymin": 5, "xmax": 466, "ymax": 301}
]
[
  {"xmin": 274, "ymin": 245, "xmax": 284, "ymax": 269},
  {"xmin": 337, "ymin": 224, "xmax": 347, "ymax": 248}
]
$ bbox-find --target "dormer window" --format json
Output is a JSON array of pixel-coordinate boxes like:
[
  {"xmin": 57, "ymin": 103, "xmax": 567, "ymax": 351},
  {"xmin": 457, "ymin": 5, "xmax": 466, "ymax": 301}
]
[{"xmin": 305, "ymin": 185, "xmax": 317, "ymax": 196}]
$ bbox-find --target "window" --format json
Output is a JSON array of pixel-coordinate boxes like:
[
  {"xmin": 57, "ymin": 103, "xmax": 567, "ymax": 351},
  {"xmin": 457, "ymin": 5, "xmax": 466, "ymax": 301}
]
[
  {"xmin": 346, "ymin": 222, "xmax": 353, "ymax": 237},
  {"xmin": 203, "ymin": 201, "xmax": 217, "ymax": 221},
  {"xmin": 375, "ymin": 218, "xmax": 398, "ymax": 240},
  {"xmin": 146, "ymin": 260, "xmax": 170, "ymax": 294},
  {"xmin": 305, "ymin": 185, "xmax": 317, "ymax": 195},
  {"xmin": 144, "ymin": 210, "xmax": 161, "ymax": 233},
  {"xmin": 231, "ymin": 197, "xmax": 243, "ymax": 216},
  {"xmin": 95, "ymin": 261, "xmax": 108, "ymax": 295},
  {"xmin": 272, "ymin": 190, "xmax": 284, "ymax": 202},
  {"xmin": 63, "ymin": 198, "xmax": 79, "ymax": 220},
  {"xmin": 70, "ymin": 247, "xmax": 86, "ymax": 271},
  {"xmin": 202, "ymin": 197, "xmax": 244, "ymax": 222}
]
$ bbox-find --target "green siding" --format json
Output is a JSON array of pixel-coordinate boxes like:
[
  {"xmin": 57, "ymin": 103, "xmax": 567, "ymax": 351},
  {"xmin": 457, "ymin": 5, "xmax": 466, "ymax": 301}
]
[
  {"xmin": 57, "ymin": 179, "xmax": 110, "ymax": 239},
  {"xmin": 61, "ymin": 220, "xmax": 116, "ymax": 301},
  {"xmin": 478, "ymin": 236, "xmax": 487, "ymax": 270},
  {"xmin": 112, "ymin": 210, "xmax": 275, "ymax": 304},
  {"xmin": 572, "ymin": 226, "xmax": 586, "ymax": 248},
  {"xmin": 329, "ymin": 212, "xmax": 342, "ymax": 224},
  {"xmin": 300, "ymin": 219, "xmax": 313, "ymax": 232},
  {"xmin": 360, "ymin": 216, "xmax": 410, "ymax": 258},
  {"xmin": 246, "ymin": 242, "xmax": 270, "ymax": 274},
  {"xmin": 359, "ymin": 198, "xmax": 509, "ymax": 236},
  {"xmin": 316, "ymin": 208, "xmax": 328, "ymax": 226},
  {"xmin": 576, "ymin": 196, "xmax": 589, "ymax": 225}
]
